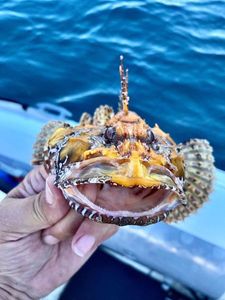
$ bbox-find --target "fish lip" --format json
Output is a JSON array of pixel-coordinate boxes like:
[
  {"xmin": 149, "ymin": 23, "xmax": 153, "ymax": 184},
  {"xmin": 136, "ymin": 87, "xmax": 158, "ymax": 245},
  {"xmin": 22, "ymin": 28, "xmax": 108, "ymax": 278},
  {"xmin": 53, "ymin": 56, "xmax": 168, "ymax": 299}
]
[
  {"xmin": 58, "ymin": 182, "xmax": 185, "ymax": 226},
  {"xmin": 57, "ymin": 161, "xmax": 185, "ymax": 197},
  {"xmin": 66, "ymin": 197, "xmax": 170, "ymax": 226}
]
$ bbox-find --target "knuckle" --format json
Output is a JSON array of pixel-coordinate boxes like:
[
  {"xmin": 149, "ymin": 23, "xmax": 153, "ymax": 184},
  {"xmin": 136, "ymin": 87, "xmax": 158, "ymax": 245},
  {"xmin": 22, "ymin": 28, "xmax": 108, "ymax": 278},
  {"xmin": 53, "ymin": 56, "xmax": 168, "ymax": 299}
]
[
  {"xmin": 106, "ymin": 225, "xmax": 118, "ymax": 238},
  {"xmin": 57, "ymin": 224, "xmax": 77, "ymax": 240},
  {"xmin": 105, "ymin": 224, "xmax": 118, "ymax": 238},
  {"xmin": 97, "ymin": 224, "xmax": 118, "ymax": 244},
  {"xmin": 52, "ymin": 226, "xmax": 67, "ymax": 240},
  {"xmin": 32, "ymin": 193, "xmax": 49, "ymax": 225}
]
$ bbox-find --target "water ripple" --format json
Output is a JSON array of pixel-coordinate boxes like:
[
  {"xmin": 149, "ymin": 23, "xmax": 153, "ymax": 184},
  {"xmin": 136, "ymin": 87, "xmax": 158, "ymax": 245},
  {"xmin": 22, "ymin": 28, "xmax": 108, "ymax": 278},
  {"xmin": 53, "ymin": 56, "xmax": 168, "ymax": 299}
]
[{"xmin": 0, "ymin": 0, "xmax": 224, "ymax": 169}]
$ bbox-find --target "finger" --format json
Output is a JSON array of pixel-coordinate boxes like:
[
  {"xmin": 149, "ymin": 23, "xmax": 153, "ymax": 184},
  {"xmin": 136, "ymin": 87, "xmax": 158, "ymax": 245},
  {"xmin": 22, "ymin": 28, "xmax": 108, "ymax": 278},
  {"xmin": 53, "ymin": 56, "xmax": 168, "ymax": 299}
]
[
  {"xmin": 71, "ymin": 219, "xmax": 118, "ymax": 257},
  {"xmin": 32, "ymin": 221, "xmax": 118, "ymax": 296},
  {"xmin": 42, "ymin": 209, "xmax": 83, "ymax": 244},
  {"xmin": 8, "ymin": 166, "xmax": 48, "ymax": 198},
  {"xmin": 41, "ymin": 184, "xmax": 98, "ymax": 244},
  {"xmin": 0, "ymin": 175, "xmax": 69, "ymax": 239}
]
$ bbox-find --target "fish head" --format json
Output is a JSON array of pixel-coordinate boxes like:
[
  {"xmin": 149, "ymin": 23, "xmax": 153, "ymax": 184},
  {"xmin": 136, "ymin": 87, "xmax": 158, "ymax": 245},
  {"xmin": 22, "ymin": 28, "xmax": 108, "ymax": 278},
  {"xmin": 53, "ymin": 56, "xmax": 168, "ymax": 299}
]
[{"xmin": 47, "ymin": 57, "xmax": 186, "ymax": 226}]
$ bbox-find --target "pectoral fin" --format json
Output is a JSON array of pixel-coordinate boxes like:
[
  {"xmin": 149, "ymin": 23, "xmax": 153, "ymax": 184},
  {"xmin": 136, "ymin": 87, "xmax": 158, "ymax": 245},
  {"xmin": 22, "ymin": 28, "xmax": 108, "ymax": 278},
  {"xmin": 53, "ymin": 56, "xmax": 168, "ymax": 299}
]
[
  {"xmin": 32, "ymin": 121, "xmax": 70, "ymax": 165},
  {"xmin": 166, "ymin": 139, "xmax": 214, "ymax": 222}
]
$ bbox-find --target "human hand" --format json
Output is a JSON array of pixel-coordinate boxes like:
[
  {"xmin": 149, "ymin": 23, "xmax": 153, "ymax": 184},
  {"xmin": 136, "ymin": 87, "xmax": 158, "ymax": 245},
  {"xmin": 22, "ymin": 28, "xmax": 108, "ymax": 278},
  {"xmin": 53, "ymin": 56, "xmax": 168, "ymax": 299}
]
[{"xmin": 0, "ymin": 166, "xmax": 117, "ymax": 299}]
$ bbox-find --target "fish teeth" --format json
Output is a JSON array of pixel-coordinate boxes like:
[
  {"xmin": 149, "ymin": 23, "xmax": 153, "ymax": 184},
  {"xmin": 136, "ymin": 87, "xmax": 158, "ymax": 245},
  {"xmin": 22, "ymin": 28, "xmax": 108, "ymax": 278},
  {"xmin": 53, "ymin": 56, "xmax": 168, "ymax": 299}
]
[
  {"xmin": 89, "ymin": 211, "xmax": 97, "ymax": 220},
  {"xmin": 75, "ymin": 202, "xmax": 80, "ymax": 211},
  {"xmin": 81, "ymin": 207, "xmax": 88, "ymax": 216},
  {"xmin": 163, "ymin": 213, "xmax": 168, "ymax": 219},
  {"xmin": 181, "ymin": 198, "xmax": 188, "ymax": 205},
  {"xmin": 69, "ymin": 200, "xmax": 77, "ymax": 210},
  {"xmin": 88, "ymin": 178, "xmax": 98, "ymax": 184},
  {"xmin": 95, "ymin": 215, "xmax": 103, "ymax": 222},
  {"xmin": 68, "ymin": 200, "xmax": 102, "ymax": 222}
]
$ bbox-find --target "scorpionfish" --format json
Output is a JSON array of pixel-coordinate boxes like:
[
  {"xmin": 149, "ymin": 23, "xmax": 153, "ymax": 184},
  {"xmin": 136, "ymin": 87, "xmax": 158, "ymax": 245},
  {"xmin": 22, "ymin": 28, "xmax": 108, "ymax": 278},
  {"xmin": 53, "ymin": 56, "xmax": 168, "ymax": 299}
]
[{"xmin": 32, "ymin": 56, "xmax": 214, "ymax": 226}]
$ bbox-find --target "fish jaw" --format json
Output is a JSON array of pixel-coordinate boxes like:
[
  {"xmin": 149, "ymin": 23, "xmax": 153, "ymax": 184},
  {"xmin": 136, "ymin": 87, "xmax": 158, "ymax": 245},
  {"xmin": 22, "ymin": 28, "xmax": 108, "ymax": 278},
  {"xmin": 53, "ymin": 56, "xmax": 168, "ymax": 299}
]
[
  {"xmin": 55, "ymin": 159, "xmax": 186, "ymax": 226},
  {"xmin": 58, "ymin": 184, "xmax": 183, "ymax": 226}
]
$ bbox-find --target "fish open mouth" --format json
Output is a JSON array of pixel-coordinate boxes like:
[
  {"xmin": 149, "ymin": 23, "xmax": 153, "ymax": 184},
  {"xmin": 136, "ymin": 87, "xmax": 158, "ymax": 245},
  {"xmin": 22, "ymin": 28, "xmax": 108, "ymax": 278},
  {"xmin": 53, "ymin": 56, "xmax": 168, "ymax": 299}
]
[{"xmin": 56, "ymin": 160, "xmax": 186, "ymax": 226}]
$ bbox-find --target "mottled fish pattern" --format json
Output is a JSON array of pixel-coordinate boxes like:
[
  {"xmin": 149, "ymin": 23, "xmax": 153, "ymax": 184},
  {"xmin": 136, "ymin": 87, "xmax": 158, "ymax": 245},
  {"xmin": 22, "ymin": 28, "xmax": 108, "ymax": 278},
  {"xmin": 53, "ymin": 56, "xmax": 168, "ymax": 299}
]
[{"xmin": 33, "ymin": 57, "xmax": 214, "ymax": 226}]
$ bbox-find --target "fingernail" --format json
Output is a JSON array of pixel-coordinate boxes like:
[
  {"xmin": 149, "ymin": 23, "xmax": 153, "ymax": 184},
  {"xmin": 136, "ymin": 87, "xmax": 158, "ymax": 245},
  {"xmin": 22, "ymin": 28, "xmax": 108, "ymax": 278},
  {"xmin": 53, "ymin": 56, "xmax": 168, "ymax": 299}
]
[
  {"xmin": 45, "ymin": 181, "xmax": 54, "ymax": 205},
  {"xmin": 72, "ymin": 235, "xmax": 96, "ymax": 257},
  {"xmin": 43, "ymin": 235, "xmax": 59, "ymax": 245}
]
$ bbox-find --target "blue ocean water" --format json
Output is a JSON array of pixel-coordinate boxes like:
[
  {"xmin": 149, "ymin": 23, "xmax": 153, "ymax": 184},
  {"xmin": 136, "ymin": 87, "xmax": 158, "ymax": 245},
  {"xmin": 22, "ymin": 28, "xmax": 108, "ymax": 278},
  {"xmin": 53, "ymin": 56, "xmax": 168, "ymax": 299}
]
[{"xmin": 0, "ymin": 0, "xmax": 224, "ymax": 169}]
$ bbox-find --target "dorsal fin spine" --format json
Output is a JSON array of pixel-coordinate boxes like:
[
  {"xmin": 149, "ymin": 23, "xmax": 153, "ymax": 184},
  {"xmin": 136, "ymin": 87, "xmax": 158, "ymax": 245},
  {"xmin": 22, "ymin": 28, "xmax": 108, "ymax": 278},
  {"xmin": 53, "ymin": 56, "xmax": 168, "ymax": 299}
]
[{"xmin": 119, "ymin": 55, "xmax": 129, "ymax": 114}]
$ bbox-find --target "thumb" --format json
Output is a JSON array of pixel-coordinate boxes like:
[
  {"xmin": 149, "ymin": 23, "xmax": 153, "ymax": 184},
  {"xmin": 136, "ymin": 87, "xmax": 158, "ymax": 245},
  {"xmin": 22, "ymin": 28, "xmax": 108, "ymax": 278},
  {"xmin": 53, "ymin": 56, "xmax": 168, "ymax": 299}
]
[{"xmin": 0, "ymin": 176, "xmax": 69, "ymax": 239}]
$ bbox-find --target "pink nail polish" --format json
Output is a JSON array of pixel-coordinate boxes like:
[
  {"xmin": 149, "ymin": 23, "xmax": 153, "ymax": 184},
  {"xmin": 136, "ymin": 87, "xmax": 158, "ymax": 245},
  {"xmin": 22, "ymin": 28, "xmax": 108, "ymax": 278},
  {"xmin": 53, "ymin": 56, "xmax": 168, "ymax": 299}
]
[{"xmin": 72, "ymin": 235, "xmax": 96, "ymax": 257}]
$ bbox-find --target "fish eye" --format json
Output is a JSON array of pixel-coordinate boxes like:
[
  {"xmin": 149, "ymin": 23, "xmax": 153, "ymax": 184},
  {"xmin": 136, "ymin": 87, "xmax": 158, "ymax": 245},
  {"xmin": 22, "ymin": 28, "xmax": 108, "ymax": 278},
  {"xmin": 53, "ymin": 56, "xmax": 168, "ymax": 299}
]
[
  {"xmin": 146, "ymin": 129, "xmax": 155, "ymax": 144},
  {"xmin": 152, "ymin": 142, "xmax": 160, "ymax": 151},
  {"xmin": 104, "ymin": 127, "xmax": 117, "ymax": 142}
]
